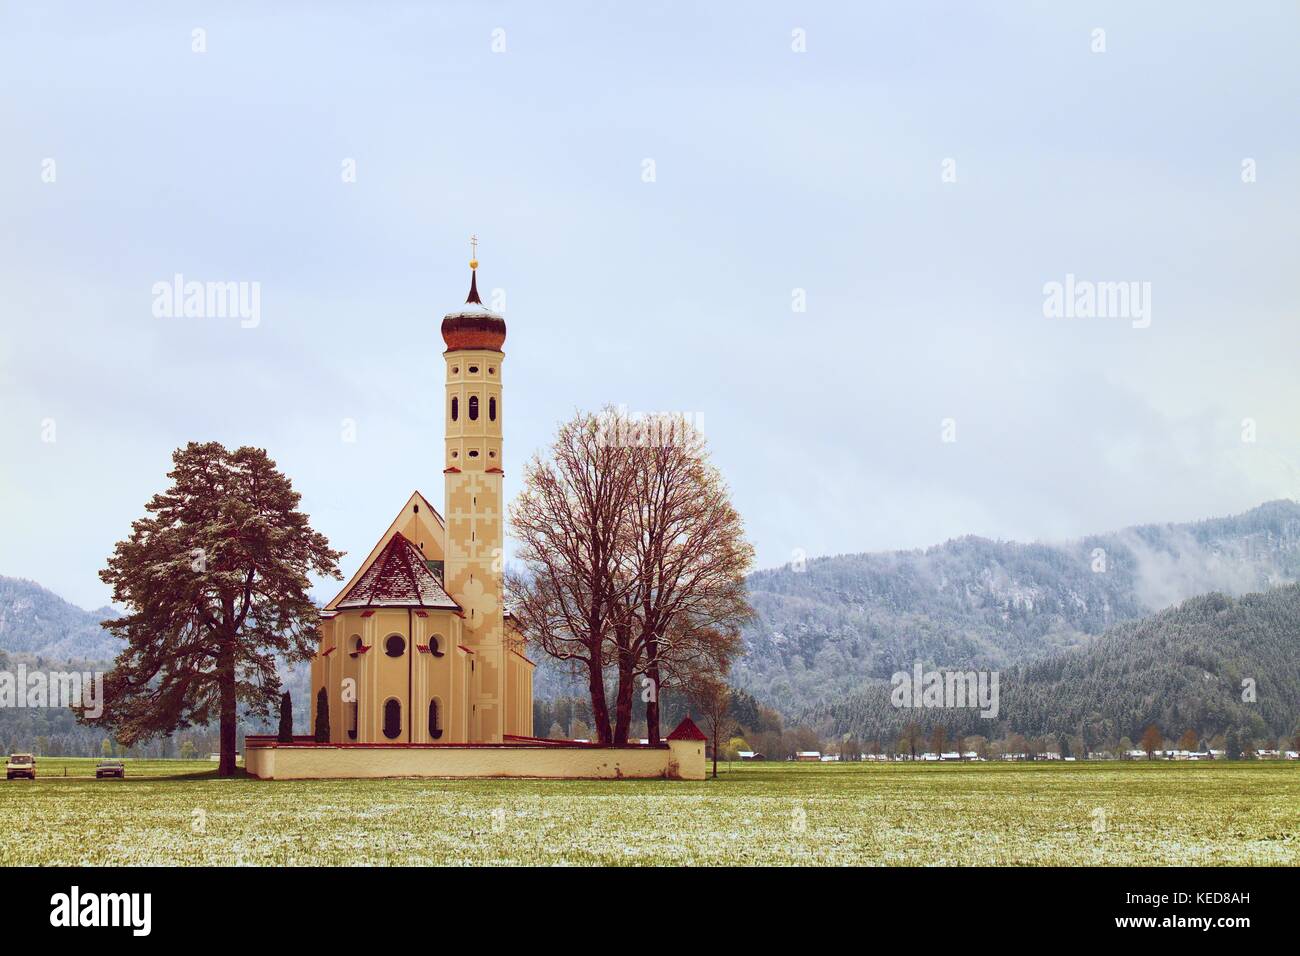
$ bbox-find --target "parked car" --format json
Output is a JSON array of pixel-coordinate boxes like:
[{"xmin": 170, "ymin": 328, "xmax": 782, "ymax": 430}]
[
  {"xmin": 6, "ymin": 753, "xmax": 36, "ymax": 780},
  {"xmin": 95, "ymin": 759, "xmax": 125, "ymax": 779}
]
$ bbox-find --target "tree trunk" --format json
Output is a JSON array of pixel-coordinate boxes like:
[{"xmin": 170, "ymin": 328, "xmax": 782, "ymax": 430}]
[
  {"xmin": 585, "ymin": 651, "xmax": 612, "ymax": 745},
  {"xmin": 612, "ymin": 627, "xmax": 634, "ymax": 745},
  {"xmin": 218, "ymin": 640, "xmax": 238, "ymax": 777},
  {"xmin": 645, "ymin": 632, "xmax": 661, "ymax": 746}
]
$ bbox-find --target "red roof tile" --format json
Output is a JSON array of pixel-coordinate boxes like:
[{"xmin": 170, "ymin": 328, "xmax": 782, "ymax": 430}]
[
  {"xmin": 667, "ymin": 716, "xmax": 707, "ymax": 742},
  {"xmin": 335, "ymin": 532, "xmax": 460, "ymax": 611}
]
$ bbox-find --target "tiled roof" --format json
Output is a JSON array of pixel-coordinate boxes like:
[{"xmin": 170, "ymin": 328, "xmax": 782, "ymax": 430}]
[
  {"xmin": 335, "ymin": 532, "xmax": 460, "ymax": 611},
  {"xmin": 667, "ymin": 716, "xmax": 707, "ymax": 742}
]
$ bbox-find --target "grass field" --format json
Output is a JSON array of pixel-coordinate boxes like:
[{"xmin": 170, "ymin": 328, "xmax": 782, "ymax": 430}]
[{"xmin": 1, "ymin": 758, "xmax": 1296, "ymax": 865}]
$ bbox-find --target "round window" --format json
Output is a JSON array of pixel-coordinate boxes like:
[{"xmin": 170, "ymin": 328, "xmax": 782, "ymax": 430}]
[{"xmin": 385, "ymin": 635, "xmax": 406, "ymax": 657}]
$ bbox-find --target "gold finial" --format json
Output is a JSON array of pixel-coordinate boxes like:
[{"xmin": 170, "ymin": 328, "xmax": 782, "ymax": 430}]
[{"xmin": 469, "ymin": 234, "xmax": 479, "ymax": 271}]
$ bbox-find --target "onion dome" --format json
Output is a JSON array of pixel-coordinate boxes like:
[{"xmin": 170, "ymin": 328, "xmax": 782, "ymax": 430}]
[{"xmin": 442, "ymin": 246, "xmax": 506, "ymax": 352}]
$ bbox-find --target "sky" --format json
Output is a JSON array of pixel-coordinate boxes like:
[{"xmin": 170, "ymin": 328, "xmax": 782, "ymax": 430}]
[{"xmin": 2, "ymin": 1, "xmax": 1298, "ymax": 610}]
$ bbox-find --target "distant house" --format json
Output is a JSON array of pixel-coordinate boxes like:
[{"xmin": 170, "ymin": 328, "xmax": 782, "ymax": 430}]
[
  {"xmin": 795, "ymin": 751, "xmax": 821, "ymax": 762},
  {"xmin": 939, "ymin": 752, "xmax": 962, "ymax": 761},
  {"xmin": 737, "ymin": 751, "xmax": 765, "ymax": 761},
  {"xmin": 820, "ymin": 754, "xmax": 840, "ymax": 762}
]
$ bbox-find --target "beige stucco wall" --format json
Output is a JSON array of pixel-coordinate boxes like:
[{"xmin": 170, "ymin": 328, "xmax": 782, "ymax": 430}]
[
  {"xmin": 245, "ymin": 742, "xmax": 702, "ymax": 781},
  {"xmin": 444, "ymin": 347, "xmax": 507, "ymax": 742},
  {"xmin": 312, "ymin": 607, "xmax": 465, "ymax": 743}
]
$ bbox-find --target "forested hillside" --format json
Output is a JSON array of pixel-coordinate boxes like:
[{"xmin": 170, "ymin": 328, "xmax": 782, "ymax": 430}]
[
  {"xmin": 734, "ymin": 500, "xmax": 1300, "ymax": 714},
  {"xmin": 5, "ymin": 500, "xmax": 1299, "ymax": 752},
  {"xmin": 806, "ymin": 584, "xmax": 1300, "ymax": 746},
  {"xmin": 0, "ymin": 576, "xmax": 309, "ymax": 755},
  {"xmin": 0, "ymin": 577, "xmax": 121, "ymax": 661}
]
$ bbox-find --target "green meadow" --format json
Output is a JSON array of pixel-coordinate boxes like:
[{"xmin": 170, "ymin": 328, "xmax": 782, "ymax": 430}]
[{"xmin": 1, "ymin": 758, "xmax": 1296, "ymax": 866}]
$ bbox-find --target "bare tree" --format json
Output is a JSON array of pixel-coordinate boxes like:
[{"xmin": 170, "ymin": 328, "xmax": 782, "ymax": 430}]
[
  {"xmin": 901, "ymin": 721, "xmax": 924, "ymax": 760},
  {"xmin": 507, "ymin": 411, "xmax": 637, "ymax": 744},
  {"xmin": 929, "ymin": 725, "xmax": 947, "ymax": 757},
  {"xmin": 509, "ymin": 408, "xmax": 753, "ymax": 745},
  {"xmin": 1141, "ymin": 724, "xmax": 1163, "ymax": 760},
  {"xmin": 688, "ymin": 676, "xmax": 735, "ymax": 779},
  {"xmin": 610, "ymin": 412, "xmax": 753, "ymax": 744}
]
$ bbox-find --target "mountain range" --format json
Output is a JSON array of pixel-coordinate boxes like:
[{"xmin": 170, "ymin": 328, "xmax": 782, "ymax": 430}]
[
  {"xmin": 733, "ymin": 500, "xmax": 1300, "ymax": 716},
  {"xmin": 2, "ymin": 500, "xmax": 1298, "ymax": 744},
  {"xmin": 0, "ymin": 576, "xmax": 120, "ymax": 662},
  {"xmin": 806, "ymin": 583, "xmax": 1300, "ymax": 744}
]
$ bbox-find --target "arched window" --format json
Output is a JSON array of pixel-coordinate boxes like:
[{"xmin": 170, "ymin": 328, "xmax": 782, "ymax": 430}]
[
  {"xmin": 348, "ymin": 701, "xmax": 358, "ymax": 740},
  {"xmin": 489, "ymin": 397, "xmax": 497, "ymax": 421},
  {"xmin": 450, "ymin": 396, "xmax": 458, "ymax": 421},
  {"xmin": 468, "ymin": 395, "xmax": 479, "ymax": 420},
  {"xmin": 385, "ymin": 634, "xmax": 405, "ymax": 657},
  {"xmin": 428, "ymin": 698, "xmax": 443, "ymax": 739},
  {"xmin": 383, "ymin": 699, "xmax": 402, "ymax": 740},
  {"xmin": 349, "ymin": 635, "xmax": 363, "ymax": 658},
  {"xmin": 429, "ymin": 635, "xmax": 443, "ymax": 657}
]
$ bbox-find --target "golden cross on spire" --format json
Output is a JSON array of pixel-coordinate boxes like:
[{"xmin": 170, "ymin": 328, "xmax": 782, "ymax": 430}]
[{"xmin": 469, "ymin": 234, "xmax": 479, "ymax": 270}]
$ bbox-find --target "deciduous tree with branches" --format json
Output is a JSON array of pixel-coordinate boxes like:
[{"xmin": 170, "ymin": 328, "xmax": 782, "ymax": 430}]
[{"xmin": 508, "ymin": 407, "xmax": 753, "ymax": 745}]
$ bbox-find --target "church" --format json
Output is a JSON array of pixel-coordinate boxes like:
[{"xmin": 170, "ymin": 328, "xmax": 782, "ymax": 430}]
[
  {"xmin": 308, "ymin": 249, "xmax": 535, "ymax": 745},
  {"xmin": 245, "ymin": 246, "xmax": 705, "ymax": 779}
]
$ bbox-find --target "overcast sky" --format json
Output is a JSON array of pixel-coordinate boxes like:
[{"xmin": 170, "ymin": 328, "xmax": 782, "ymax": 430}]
[{"xmin": 2, "ymin": 2, "xmax": 1298, "ymax": 609}]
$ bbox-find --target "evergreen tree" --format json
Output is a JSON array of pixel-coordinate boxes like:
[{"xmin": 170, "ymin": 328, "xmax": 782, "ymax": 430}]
[
  {"xmin": 86, "ymin": 442, "xmax": 342, "ymax": 776},
  {"xmin": 1225, "ymin": 727, "xmax": 1242, "ymax": 760},
  {"xmin": 277, "ymin": 691, "xmax": 294, "ymax": 743},
  {"xmin": 314, "ymin": 688, "xmax": 330, "ymax": 743}
]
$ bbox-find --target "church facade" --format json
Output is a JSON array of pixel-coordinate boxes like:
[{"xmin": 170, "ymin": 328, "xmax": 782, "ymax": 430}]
[
  {"xmin": 308, "ymin": 260, "xmax": 534, "ymax": 745},
  {"xmin": 244, "ymin": 251, "xmax": 705, "ymax": 779}
]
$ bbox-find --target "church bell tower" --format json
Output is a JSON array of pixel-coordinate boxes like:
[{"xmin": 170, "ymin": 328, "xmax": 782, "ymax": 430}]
[{"xmin": 440, "ymin": 238, "xmax": 507, "ymax": 741}]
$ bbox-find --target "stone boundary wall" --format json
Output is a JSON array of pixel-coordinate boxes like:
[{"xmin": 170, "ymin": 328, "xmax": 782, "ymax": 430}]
[{"xmin": 244, "ymin": 738, "xmax": 705, "ymax": 780}]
